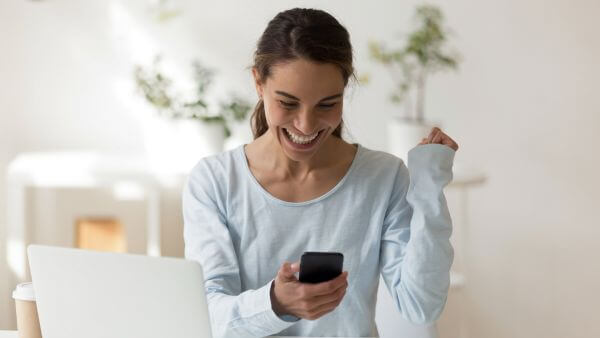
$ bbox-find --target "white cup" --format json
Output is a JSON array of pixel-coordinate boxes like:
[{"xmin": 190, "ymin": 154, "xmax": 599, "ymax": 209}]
[{"xmin": 12, "ymin": 282, "xmax": 42, "ymax": 338}]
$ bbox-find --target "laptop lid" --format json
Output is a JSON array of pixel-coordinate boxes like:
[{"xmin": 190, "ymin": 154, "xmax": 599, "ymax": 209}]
[{"xmin": 27, "ymin": 244, "xmax": 212, "ymax": 338}]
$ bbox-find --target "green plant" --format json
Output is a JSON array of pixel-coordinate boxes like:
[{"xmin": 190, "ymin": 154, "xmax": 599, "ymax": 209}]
[
  {"xmin": 134, "ymin": 56, "xmax": 252, "ymax": 138},
  {"xmin": 369, "ymin": 4, "xmax": 460, "ymax": 122},
  {"xmin": 150, "ymin": 0, "xmax": 182, "ymax": 23}
]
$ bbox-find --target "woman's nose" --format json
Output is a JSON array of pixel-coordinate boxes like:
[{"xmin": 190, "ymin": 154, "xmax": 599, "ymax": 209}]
[{"xmin": 294, "ymin": 109, "xmax": 319, "ymax": 135}]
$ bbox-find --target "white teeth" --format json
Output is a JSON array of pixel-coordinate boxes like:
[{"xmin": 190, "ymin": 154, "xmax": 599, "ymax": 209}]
[{"xmin": 285, "ymin": 128, "xmax": 320, "ymax": 144}]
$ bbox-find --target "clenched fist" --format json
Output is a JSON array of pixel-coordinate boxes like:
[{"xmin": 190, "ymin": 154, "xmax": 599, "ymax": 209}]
[{"xmin": 418, "ymin": 127, "xmax": 459, "ymax": 151}]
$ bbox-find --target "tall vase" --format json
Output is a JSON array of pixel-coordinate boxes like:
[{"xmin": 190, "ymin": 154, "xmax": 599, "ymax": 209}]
[{"xmin": 387, "ymin": 116, "xmax": 440, "ymax": 162}]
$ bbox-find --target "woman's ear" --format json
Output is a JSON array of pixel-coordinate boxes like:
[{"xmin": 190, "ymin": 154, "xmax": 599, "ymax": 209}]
[{"xmin": 252, "ymin": 67, "xmax": 264, "ymax": 99}]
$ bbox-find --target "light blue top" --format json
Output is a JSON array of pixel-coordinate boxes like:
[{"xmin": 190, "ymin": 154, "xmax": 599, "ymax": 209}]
[{"xmin": 183, "ymin": 142, "xmax": 456, "ymax": 337}]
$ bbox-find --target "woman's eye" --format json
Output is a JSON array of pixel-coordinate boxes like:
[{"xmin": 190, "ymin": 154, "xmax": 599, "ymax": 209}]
[
  {"xmin": 279, "ymin": 100, "xmax": 298, "ymax": 109},
  {"xmin": 278, "ymin": 101, "xmax": 337, "ymax": 109},
  {"xmin": 319, "ymin": 103, "xmax": 337, "ymax": 109}
]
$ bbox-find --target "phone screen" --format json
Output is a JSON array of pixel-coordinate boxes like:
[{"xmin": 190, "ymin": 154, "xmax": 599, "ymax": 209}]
[{"xmin": 298, "ymin": 251, "xmax": 344, "ymax": 283}]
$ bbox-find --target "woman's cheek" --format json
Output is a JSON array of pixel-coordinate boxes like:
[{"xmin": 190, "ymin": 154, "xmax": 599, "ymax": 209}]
[
  {"xmin": 263, "ymin": 100, "xmax": 279, "ymax": 124},
  {"xmin": 328, "ymin": 106, "xmax": 344, "ymax": 125},
  {"xmin": 268, "ymin": 106, "xmax": 289, "ymax": 126}
]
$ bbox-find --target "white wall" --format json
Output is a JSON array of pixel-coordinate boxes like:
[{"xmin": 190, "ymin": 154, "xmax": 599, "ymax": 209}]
[
  {"xmin": 1, "ymin": 0, "xmax": 599, "ymax": 336},
  {"xmin": 433, "ymin": 1, "xmax": 600, "ymax": 337}
]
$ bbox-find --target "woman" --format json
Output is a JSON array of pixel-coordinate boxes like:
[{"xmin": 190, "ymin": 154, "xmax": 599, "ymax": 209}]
[{"xmin": 183, "ymin": 7, "xmax": 459, "ymax": 338}]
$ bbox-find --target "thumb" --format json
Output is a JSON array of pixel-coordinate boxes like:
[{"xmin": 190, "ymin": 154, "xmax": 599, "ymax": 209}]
[
  {"xmin": 278, "ymin": 262, "xmax": 297, "ymax": 281},
  {"xmin": 289, "ymin": 261, "xmax": 300, "ymax": 274}
]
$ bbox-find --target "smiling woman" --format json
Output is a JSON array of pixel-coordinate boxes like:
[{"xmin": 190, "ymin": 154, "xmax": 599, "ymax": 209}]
[
  {"xmin": 183, "ymin": 7, "xmax": 458, "ymax": 338},
  {"xmin": 242, "ymin": 9, "xmax": 359, "ymax": 204}
]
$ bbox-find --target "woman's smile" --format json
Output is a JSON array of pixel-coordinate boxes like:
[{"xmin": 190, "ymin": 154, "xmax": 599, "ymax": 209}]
[{"xmin": 280, "ymin": 127, "xmax": 326, "ymax": 151}]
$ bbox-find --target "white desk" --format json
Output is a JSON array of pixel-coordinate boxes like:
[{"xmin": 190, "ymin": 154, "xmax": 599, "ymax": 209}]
[
  {"xmin": 0, "ymin": 331, "xmax": 368, "ymax": 338},
  {"xmin": 0, "ymin": 331, "xmax": 374, "ymax": 338}
]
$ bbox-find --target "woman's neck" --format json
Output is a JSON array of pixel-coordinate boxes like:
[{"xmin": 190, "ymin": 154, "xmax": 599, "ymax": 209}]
[{"xmin": 248, "ymin": 128, "xmax": 349, "ymax": 181}]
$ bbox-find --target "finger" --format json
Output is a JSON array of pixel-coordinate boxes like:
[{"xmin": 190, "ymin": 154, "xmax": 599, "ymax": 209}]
[
  {"xmin": 277, "ymin": 262, "xmax": 298, "ymax": 281},
  {"xmin": 450, "ymin": 140, "xmax": 459, "ymax": 151},
  {"xmin": 289, "ymin": 261, "xmax": 300, "ymax": 274},
  {"xmin": 301, "ymin": 273, "xmax": 346, "ymax": 298},
  {"xmin": 444, "ymin": 135, "xmax": 458, "ymax": 148},
  {"xmin": 303, "ymin": 271, "xmax": 348, "ymax": 297},
  {"xmin": 425, "ymin": 127, "xmax": 439, "ymax": 143},
  {"xmin": 431, "ymin": 130, "xmax": 444, "ymax": 144},
  {"xmin": 437, "ymin": 133, "xmax": 459, "ymax": 151},
  {"xmin": 305, "ymin": 291, "xmax": 346, "ymax": 320},
  {"xmin": 445, "ymin": 140, "xmax": 459, "ymax": 151},
  {"xmin": 309, "ymin": 281, "xmax": 347, "ymax": 308}
]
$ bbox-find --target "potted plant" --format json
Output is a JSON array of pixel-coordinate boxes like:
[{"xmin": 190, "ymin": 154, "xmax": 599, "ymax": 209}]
[
  {"xmin": 368, "ymin": 4, "xmax": 460, "ymax": 160},
  {"xmin": 134, "ymin": 56, "xmax": 252, "ymax": 172}
]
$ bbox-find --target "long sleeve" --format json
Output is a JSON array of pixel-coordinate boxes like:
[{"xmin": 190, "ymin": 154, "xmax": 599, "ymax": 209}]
[
  {"xmin": 379, "ymin": 143, "xmax": 456, "ymax": 325},
  {"xmin": 182, "ymin": 161, "xmax": 297, "ymax": 338}
]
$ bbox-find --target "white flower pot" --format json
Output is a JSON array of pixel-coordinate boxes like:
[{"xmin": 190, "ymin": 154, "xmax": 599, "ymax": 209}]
[
  {"xmin": 387, "ymin": 116, "xmax": 440, "ymax": 162},
  {"xmin": 141, "ymin": 115, "xmax": 226, "ymax": 174}
]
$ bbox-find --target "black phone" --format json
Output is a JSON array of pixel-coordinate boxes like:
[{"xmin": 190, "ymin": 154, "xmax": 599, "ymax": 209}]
[{"xmin": 298, "ymin": 251, "xmax": 344, "ymax": 284}]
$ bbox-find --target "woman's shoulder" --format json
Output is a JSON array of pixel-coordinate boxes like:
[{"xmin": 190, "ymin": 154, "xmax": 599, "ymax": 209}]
[
  {"xmin": 355, "ymin": 143, "xmax": 406, "ymax": 171},
  {"xmin": 340, "ymin": 143, "xmax": 408, "ymax": 189},
  {"xmin": 186, "ymin": 146, "xmax": 242, "ymax": 182}
]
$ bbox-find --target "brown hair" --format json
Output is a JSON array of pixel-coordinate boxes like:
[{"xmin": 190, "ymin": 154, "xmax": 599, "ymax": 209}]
[{"xmin": 250, "ymin": 8, "xmax": 356, "ymax": 140}]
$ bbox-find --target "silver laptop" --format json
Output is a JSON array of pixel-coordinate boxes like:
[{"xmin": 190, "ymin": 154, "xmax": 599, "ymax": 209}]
[{"xmin": 27, "ymin": 244, "xmax": 213, "ymax": 338}]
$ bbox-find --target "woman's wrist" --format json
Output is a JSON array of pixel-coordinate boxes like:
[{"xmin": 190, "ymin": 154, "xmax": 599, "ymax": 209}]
[{"xmin": 270, "ymin": 280, "xmax": 287, "ymax": 316}]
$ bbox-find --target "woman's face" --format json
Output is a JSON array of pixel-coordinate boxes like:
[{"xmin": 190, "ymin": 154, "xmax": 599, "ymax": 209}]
[{"xmin": 253, "ymin": 58, "xmax": 345, "ymax": 162}]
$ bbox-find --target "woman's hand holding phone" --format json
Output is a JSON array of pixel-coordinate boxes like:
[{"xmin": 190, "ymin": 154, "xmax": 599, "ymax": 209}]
[{"xmin": 270, "ymin": 261, "xmax": 348, "ymax": 320}]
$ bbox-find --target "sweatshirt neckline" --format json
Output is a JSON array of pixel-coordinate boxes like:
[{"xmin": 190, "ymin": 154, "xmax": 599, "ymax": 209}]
[{"xmin": 238, "ymin": 143, "xmax": 362, "ymax": 207}]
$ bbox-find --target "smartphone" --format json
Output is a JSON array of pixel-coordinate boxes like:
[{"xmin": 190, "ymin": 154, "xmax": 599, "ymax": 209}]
[{"xmin": 298, "ymin": 251, "xmax": 344, "ymax": 284}]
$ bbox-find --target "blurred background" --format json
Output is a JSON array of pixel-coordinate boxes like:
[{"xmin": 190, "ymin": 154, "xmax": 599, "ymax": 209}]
[{"xmin": 1, "ymin": 0, "xmax": 599, "ymax": 337}]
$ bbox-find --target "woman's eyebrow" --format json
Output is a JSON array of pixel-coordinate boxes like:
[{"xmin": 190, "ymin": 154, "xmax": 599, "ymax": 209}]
[{"xmin": 275, "ymin": 90, "xmax": 343, "ymax": 102}]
